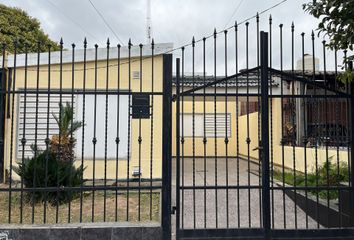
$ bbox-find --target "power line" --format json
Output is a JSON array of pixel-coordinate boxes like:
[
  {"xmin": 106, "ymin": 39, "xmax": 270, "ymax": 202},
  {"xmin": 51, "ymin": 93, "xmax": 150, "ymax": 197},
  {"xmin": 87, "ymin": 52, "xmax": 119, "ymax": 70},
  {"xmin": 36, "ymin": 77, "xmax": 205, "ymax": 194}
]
[
  {"xmin": 223, "ymin": 0, "xmax": 245, "ymax": 29},
  {"xmin": 26, "ymin": 0, "xmax": 289, "ymax": 72},
  {"xmin": 46, "ymin": 0, "xmax": 100, "ymax": 42},
  {"xmin": 87, "ymin": 0, "xmax": 124, "ymax": 45}
]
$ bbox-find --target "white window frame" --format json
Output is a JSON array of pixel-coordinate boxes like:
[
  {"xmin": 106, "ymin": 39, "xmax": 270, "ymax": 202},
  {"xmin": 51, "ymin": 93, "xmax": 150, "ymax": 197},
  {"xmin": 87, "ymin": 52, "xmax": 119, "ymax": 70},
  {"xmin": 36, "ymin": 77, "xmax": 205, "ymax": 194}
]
[{"xmin": 181, "ymin": 113, "xmax": 231, "ymax": 138}]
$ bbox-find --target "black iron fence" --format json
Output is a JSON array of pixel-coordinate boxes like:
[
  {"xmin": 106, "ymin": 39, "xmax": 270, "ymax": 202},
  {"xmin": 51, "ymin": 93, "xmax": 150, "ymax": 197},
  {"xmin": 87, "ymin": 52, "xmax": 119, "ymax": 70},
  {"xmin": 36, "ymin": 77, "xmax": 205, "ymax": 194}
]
[
  {"xmin": 0, "ymin": 39, "xmax": 172, "ymax": 237},
  {"xmin": 173, "ymin": 15, "xmax": 354, "ymax": 240},
  {"xmin": 0, "ymin": 13, "xmax": 354, "ymax": 240}
]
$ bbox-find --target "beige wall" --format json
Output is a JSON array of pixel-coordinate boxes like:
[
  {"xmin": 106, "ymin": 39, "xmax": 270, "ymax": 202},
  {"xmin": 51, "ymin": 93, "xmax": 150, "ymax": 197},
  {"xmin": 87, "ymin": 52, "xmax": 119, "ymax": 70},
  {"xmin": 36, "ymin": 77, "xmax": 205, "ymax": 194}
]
[
  {"xmin": 172, "ymin": 97, "xmax": 350, "ymax": 173},
  {"xmin": 237, "ymin": 99, "xmax": 349, "ymax": 173},
  {"xmin": 3, "ymin": 55, "xmax": 165, "ymax": 181}
]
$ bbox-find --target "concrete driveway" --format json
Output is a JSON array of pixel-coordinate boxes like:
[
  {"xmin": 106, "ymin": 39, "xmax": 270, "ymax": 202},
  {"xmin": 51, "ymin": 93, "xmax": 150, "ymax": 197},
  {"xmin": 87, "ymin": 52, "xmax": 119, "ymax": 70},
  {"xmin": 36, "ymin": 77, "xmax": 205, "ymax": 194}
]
[{"xmin": 171, "ymin": 157, "xmax": 319, "ymax": 237}]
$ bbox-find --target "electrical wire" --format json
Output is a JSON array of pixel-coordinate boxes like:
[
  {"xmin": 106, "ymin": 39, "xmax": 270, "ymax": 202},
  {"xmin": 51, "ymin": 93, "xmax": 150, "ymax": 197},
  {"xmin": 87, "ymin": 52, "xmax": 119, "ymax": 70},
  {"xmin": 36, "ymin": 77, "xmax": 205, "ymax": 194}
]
[
  {"xmin": 223, "ymin": 0, "xmax": 245, "ymax": 29},
  {"xmin": 22, "ymin": 0, "xmax": 289, "ymax": 72},
  {"xmin": 87, "ymin": 0, "xmax": 125, "ymax": 45},
  {"xmin": 46, "ymin": 0, "xmax": 100, "ymax": 42}
]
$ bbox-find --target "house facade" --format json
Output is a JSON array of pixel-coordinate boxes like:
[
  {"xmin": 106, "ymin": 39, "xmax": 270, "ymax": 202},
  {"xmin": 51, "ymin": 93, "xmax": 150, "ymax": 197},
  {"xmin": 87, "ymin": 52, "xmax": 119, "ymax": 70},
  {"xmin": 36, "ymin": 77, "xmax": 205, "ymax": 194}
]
[
  {"xmin": 0, "ymin": 46, "xmax": 350, "ymax": 183},
  {"xmin": 0, "ymin": 43, "xmax": 173, "ymax": 182}
]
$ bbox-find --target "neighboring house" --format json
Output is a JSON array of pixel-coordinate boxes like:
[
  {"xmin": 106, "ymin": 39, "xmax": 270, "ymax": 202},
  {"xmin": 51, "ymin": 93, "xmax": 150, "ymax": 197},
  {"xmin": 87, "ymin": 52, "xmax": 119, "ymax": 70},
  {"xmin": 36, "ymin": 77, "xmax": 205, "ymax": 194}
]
[
  {"xmin": 171, "ymin": 58, "xmax": 350, "ymax": 173},
  {"xmin": 0, "ymin": 43, "xmax": 173, "ymax": 182},
  {"xmin": 0, "ymin": 47, "xmax": 349, "ymax": 183}
]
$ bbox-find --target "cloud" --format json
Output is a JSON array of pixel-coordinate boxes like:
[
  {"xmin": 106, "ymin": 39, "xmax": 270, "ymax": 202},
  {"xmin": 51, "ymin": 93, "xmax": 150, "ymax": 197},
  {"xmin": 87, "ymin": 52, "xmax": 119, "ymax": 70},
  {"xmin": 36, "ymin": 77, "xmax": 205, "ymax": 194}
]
[{"xmin": 1, "ymin": 0, "xmax": 347, "ymax": 72}]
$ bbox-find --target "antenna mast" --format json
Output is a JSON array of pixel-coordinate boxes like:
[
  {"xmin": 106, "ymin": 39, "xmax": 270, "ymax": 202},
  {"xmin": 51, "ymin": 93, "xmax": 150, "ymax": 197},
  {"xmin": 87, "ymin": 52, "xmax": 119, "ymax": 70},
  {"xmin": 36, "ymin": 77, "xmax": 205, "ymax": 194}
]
[{"xmin": 146, "ymin": 0, "xmax": 152, "ymax": 44}]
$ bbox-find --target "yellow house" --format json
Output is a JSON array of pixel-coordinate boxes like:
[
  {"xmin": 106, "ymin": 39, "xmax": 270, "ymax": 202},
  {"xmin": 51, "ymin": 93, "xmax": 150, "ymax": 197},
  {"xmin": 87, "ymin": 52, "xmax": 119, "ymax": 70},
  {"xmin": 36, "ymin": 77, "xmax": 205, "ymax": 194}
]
[
  {"xmin": 171, "ymin": 67, "xmax": 350, "ymax": 174},
  {"xmin": 0, "ymin": 46, "xmax": 350, "ymax": 183},
  {"xmin": 0, "ymin": 43, "xmax": 173, "ymax": 182}
]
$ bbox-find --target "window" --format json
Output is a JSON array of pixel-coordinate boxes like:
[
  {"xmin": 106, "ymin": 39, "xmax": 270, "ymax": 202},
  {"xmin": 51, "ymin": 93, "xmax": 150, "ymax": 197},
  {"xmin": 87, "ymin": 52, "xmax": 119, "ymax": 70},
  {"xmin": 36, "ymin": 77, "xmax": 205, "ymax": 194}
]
[
  {"xmin": 240, "ymin": 101, "xmax": 259, "ymax": 116},
  {"xmin": 17, "ymin": 93, "xmax": 73, "ymax": 159},
  {"xmin": 18, "ymin": 92, "xmax": 130, "ymax": 160},
  {"xmin": 181, "ymin": 113, "xmax": 231, "ymax": 138}
]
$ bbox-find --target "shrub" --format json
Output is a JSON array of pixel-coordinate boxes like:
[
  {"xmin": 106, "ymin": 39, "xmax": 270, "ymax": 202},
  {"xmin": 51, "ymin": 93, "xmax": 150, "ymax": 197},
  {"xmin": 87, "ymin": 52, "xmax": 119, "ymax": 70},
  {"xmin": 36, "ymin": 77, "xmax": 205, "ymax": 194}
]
[
  {"xmin": 14, "ymin": 146, "xmax": 84, "ymax": 204},
  {"xmin": 273, "ymin": 159, "xmax": 349, "ymax": 200},
  {"xmin": 14, "ymin": 102, "xmax": 84, "ymax": 205}
]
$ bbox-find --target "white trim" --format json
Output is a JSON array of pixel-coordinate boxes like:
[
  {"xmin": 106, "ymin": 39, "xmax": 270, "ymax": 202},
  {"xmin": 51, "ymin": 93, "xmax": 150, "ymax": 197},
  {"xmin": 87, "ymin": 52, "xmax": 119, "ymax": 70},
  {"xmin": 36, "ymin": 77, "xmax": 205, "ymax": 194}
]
[{"xmin": 3, "ymin": 43, "xmax": 173, "ymax": 68}]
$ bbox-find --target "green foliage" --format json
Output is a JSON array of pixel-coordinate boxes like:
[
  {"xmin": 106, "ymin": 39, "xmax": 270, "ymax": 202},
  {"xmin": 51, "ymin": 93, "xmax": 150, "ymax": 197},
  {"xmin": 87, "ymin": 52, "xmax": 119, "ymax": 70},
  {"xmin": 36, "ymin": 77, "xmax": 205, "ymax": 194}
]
[
  {"xmin": 50, "ymin": 102, "xmax": 83, "ymax": 162},
  {"xmin": 303, "ymin": 1, "xmax": 354, "ymax": 82},
  {"xmin": 337, "ymin": 68, "xmax": 353, "ymax": 84},
  {"xmin": 53, "ymin": 102, "xmax": 83, "ymax": 139},
  {"xmin": 13, "ymin": 146, "xmax": 84, "ymax": 205},
  {"xmin": 0, "ymin": 4, "xmax": 60, "ymax": 53},
  {"xmin": 14, "ymin": 103, "xmax": 84, "ymax": 205},
  {"xmin": 303, "ymin": 0, "xmax": 354, "ymax": 54},
  {"xmin": 273, "ymin": 160, "xmax": 349, "ymax": 200}
]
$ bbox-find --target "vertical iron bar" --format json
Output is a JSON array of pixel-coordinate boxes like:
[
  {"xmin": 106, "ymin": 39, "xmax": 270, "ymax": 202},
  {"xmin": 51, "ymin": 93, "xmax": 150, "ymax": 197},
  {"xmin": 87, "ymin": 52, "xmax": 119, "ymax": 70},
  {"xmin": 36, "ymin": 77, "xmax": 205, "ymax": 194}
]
[
  {"xmin": 8, "ymin": 40, "xmax": 17, "ymax": 224},
  {"xmin": 334, "ymin": 47, "xmax": 342, "ymax": 227},
  {"xmin": 260, "ymin": 31, "xmax": 271, "ymax": 240},
  {"xmin": 301, "ymin": 32, "xmax": 309, "ymax": 229},
  {"xmin": 235, "ymin": 21, "xmax": 240, "ymax": 228},
  {"xmin": 213, "ymin": 28, "xmax": 218, "ymax": 229},
  {"xmin": 68, "ymin": 43, "xmax": 75, "ymax": 223},
  {"xmin": 269, "ymin": 14, "xmax": 274, "ymax": 229},
  {"xmin": 115, "ymin": 44, "xmax": 121, "ymax": 222},
  {"xmin": 350, "ymin": 61, "xmax": 354, "ymax": 227},
  {"xmin": 80, "ymin": 38, "xmax": 87, "ymax": 223},
  {"xmin": 32, "ymin": 40, "xmax": 41, "ymax": 224},
  {"xmin": 175, "ymin": 57, "xmax": 181, "ymax": 240},
  {"xmin": 56, "ymin": 38, "xmax": 64, "ymax": 224},
  {"xmin": 0, "ymin": 44, "xmax": 5, "ymax": 186},
  {"xmin": 126, "ymin": 39, "xmax": 132, "ymax": 221},
  {"xmin": 245, "ymin": 22, "xmax": 251, "ymax": 228},
  {"xmin": 19, "ymin": 43, "xmax": 28, "ymax": 224},
  {"xmin": 257, "ymin": 14, "xmax": 262, "ymax": 228},
  {"xmin": 162, "ymin": 54, "xmax": 172, "ymax": 240},
  {"xmin": 344, "ymin": 51, "xmax": 351, "ymax": 201},
  {"xmin": 181, "ymin": 47, "xmax": 185, "ymax": 229},
  {"xmin": 279, "ymin": 23, "xmax": 286, "ymax": 229},
  {"xmin": 192, "ymin": 37, "xmax": 196, "ymax": 229},
  {"xmin": 103, "ymin": 39, "xmax": 110, "ymax": 222},
  {"xmin": 224, "ymin": 29, "xmax": 230, "ymax": 229},
  {"xmin": 44, "ymin": 43, "xmax": 51, "ymax": 224},
  {"xmin": 202, "ymin": 37, "xmax": 207, "ymax": 229},
  {"xmin": 138, "ymin": 43, "xmax": 143, "ymax": 221},
  {"xmin": 149, "ymin": 40, "xmax": 155, "ymax": 221},
  {"xmin": 323, "ymin": 40, "xmax": 330, "ymax": 226},
  {"xmin": 91, "ymin": 44, "xmax": 98, "ymax": 222},
  {"xmin": 312, "ymin": 30, "xmax": 320, "ymax": 229},
  {"xmin": 291, "ymin": 23, "xmax": 298, "ymax": 229}
]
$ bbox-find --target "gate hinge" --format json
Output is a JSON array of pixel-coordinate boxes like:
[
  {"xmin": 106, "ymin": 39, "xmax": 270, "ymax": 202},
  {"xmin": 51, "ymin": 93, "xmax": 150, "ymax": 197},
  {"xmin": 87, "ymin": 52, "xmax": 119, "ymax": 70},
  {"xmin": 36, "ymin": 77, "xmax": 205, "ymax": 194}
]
[{"xmin": 171, "ymin": 206, "xmax": 177, "ymax": 215}]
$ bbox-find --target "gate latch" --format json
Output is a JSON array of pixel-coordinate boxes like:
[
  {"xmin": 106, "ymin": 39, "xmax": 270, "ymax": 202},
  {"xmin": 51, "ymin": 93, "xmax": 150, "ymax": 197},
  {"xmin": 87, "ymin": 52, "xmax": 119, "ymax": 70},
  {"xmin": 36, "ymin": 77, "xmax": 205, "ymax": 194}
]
[{"xmin": 171, "ymin": 206, "xmax": 177, "ymax": 215}]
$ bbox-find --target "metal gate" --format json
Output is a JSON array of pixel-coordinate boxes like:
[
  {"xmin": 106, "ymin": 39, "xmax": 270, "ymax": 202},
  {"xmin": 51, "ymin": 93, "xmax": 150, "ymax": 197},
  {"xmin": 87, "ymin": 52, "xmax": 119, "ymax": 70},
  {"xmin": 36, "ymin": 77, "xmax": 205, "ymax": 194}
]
[{"xmin": 174, "ymin": 26, "xmax": 354, "ymax": 239}]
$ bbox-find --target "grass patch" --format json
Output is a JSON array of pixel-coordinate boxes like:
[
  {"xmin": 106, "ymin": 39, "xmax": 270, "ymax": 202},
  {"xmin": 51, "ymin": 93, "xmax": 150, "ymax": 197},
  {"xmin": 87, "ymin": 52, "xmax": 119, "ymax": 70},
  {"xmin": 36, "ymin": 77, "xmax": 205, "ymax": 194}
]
[
  {"xmin": 0, "ymin": 190, "xmax": 160, "ymax": 224},
  {"xmin": 273, "ymin": 161, "xmax": 349, "ymax": 200}
]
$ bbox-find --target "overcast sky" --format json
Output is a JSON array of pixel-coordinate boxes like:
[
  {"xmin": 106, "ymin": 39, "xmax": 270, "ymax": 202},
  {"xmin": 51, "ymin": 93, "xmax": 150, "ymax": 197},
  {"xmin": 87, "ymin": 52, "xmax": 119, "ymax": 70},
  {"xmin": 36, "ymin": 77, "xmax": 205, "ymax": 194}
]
[{"xmin": 0, "ymin": 0, "xmax": 347, "ymax": 73}]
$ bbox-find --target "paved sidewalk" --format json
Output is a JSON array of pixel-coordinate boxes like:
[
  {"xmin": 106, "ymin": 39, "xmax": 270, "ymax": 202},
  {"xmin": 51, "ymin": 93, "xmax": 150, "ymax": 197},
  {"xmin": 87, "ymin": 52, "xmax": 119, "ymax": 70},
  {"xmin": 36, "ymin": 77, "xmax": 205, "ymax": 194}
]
[{"xmin": 171, "ymin": 157, "xmax": 319, "ymax": 237}]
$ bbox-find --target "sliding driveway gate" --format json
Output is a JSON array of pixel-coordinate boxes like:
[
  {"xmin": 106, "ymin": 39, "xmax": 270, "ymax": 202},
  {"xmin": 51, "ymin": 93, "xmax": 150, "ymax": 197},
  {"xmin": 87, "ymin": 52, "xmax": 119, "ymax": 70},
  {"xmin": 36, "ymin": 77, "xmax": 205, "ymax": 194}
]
[{"xmin": 174, "ymin": 27, "xmax": 354, "ymax": 239}]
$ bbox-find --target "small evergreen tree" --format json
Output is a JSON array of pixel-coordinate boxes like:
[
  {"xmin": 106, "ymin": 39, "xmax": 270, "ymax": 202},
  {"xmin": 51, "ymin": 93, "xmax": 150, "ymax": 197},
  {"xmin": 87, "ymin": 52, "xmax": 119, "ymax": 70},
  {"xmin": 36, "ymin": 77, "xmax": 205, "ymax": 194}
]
[{"xmin": 14, "ymin": 103, "xmax": 84, "ymax": 204}]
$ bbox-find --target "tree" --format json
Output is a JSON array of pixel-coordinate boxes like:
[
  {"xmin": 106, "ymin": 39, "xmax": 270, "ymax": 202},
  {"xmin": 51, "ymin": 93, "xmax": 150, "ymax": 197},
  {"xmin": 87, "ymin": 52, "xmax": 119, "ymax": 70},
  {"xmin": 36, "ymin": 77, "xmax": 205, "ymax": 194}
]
[
  {"xmin": 50, "ymin": 102, "xmax": 83, "ymax": 162},
  {"xmin": 14, "ymin": 103, "xmax": 84, "ymax": 204},
  {"xmin": 303, "ymin": 0, "xmax": 354, "ymax": 82},
  {"xmin": 0, "ymin": 4, "xmax": 60, "ymax": 53},
  {"xmin": 303, "ymin": 0, "xmax": 354, "ymax": 58}
]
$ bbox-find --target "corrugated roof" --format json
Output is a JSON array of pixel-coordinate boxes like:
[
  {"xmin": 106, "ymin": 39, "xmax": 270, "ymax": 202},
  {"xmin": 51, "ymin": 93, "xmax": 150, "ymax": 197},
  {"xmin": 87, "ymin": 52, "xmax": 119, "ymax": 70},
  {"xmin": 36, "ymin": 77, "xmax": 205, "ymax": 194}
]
[{"xmin": 172, "ymin": 71, "xmax": 278, "ymax": 88}]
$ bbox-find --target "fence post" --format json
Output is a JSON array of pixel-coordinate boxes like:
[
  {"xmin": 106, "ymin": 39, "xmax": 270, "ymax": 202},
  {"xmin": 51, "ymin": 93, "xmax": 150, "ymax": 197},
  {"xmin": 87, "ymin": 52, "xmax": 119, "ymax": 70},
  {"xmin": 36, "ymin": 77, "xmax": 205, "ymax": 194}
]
[
  {"xmin": 162, "ymin": 53, "xmax": 173, "ymax": 240},
  {"xmin": 260, "ymin": 31, "xmax": 271, "ymax": 239},
  {"xmin": 350, "ymin": 61, "xmax": 354, "ymax": 227},
  {"xmin": 175, "ymin": 58, "xmax": 181, "ymax": 239}
]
